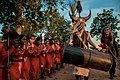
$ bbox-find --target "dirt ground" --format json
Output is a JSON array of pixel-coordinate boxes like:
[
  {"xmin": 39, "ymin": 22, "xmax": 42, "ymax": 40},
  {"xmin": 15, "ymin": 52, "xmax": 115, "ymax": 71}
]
[
  {"xmin": 44, "ymin": 49, "xmax": 120, "ymax": 80},
  {"xmin": 44, "ymin": 57, "xmax": 120, "ymax": 80}
]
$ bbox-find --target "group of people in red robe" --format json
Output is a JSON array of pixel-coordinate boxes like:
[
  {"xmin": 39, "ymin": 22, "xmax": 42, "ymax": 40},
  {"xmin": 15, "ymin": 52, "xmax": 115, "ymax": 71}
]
[{"xmin": 0, "ymin": 29, "xmax": 64, "ymax": 80}]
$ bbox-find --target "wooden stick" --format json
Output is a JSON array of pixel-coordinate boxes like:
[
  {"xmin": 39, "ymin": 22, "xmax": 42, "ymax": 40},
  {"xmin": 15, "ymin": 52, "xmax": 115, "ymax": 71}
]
[{"xmin": 77, "ymin": 35, "xmax": 88, "ymax": 49}]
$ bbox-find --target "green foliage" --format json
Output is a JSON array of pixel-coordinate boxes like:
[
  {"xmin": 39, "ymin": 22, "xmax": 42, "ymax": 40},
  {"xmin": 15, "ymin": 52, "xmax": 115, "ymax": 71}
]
[
  {"xmin": 90, "ymin": 9, "xmax": 120, "ymax": 40},
  {"xmin": 38, "ymin": 0, "xmax": 70, "ymax": 42},
  {"xmin": 0, "ymin": 0, "xmax": 43, "ymax": 34},
  {"xmin": 0, "ymin": 0, "xmax": 70, "ymax": 42}
]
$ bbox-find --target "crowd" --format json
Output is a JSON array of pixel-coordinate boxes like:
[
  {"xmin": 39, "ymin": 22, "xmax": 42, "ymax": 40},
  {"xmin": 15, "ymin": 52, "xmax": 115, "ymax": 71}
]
[{"xmin": 0, "ymin": 26, "xmax": 64, "ymax": 80}]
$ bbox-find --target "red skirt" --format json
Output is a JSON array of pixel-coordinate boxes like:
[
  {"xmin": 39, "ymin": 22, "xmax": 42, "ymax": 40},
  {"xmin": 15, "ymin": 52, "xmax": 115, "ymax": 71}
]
[
  {"xmin": 55, "ymin": 53, "xmax": 61, "ymax": 64},
  {"xmin": 30, "ymin": 57, "xmax": 40, "ymax": 79},
  {"xmin": 22, "ymin": 57, "xmax": 30, "ymax": 80},
  {"xmin": 10, "ymin": 62, "xmax": 20, "ymax": 80},
  {"xmin": 39, "ymin": 54, "xmax": 46, "ymax": 70},
  {"xmin": 46, "ymin": 53, "xmax": 53, "ymax": 69}
]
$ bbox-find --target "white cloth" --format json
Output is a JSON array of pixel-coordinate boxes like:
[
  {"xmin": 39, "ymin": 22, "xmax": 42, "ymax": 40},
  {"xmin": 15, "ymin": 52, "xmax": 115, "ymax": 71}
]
[{"xmin": 73, "ymin": 66, "xmax": 90, "ymax": 77}]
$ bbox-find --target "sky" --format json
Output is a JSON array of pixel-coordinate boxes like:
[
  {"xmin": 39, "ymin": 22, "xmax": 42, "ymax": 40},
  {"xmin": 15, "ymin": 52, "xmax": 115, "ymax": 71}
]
[
  {"xmin": 58, "ymin": 0, "xmax": 120, "ymax": 44},
  {"xmin": 60, "ymin": 0, "xmax": 120, "ymax": 31},
  {"xmin": 0, "ymin": 0, "xmax": 120, "ymax": 38},
  {"xmin": 59, "ymin": 0, "xmax": 120, "ymax": 43}
]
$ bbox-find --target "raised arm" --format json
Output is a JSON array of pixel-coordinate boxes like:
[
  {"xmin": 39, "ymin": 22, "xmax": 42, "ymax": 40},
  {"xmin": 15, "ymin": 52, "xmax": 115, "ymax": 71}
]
[{"xmin": 88, "ymin": 34, "xmax": 102, "ymax": 51}]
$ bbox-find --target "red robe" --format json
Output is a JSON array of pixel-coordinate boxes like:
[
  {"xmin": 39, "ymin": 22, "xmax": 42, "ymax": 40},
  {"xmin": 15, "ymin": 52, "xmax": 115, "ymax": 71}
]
[
  {"xmin": 9, "ymin": 48, "xmax": 23, "ymax": 80},
  {"xmin": 46, "ymin": 44, "xmax": 53, "ymax": 69},
  {"xmin": 51, "ymin": 44, "xmax": 56, "ymax": 67},
  {"xmin": 29, "ymin": 44, "xmax": 40, "ymax": 79},
  {"xmin": 22, "ymin": 44, "xmax": 31, "ymax": 80},
  {"xmin": 39, "ymin": 43, "xmax": 46, "ymax": 70},
  {"xmin": 55, "ymin": 44, "xmax": 61, "ymax": 65},
  {"xmin": 0, "ymin": 43, "xmax": 15, "ymax": 80}
]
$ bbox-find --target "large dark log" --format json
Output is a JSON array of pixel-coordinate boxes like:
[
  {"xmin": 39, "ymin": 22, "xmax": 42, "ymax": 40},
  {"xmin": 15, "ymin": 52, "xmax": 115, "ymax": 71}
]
[{"xmin": 62, "ymin": 45, "xmax": 113, "ymax": 71}]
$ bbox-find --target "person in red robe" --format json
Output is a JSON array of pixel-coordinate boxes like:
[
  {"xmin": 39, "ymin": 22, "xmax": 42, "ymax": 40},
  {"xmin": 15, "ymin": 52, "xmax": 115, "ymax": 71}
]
[
  {"xmin": 11, "ymin": 35, "xmax": 29, "ymax": 80},
  {"xmin": 10, "ymin": 48, "xmax": 23, "ymax": 80},
  {"xmin": 0, "ymin": 32, "xmax": 18, "ymax": 80},
  {"xmin": 39, "ymin": 42, "xmax": 46, "ymax": 79},
  {"xmin": 22, "ymin": 42, "xmax": 30, "ymax": 80},
  {"xmin": 54, "ymin": 40, "xmax": 61, "ymax": 70},
  {"xmin": 45, "ymin": 39, "xmax": 53, "ymax": 77},
  {"xmin": 34, "ymin": 37, "xmax": 41, "ymax": 79},
  {"xmin": 28, "ymin": 35, "xmax": 40, "ymax": 80},
  {"xmin": 9, "ymin": 32, "xmax": 25, "ymax": 80},
  {"xmin": 0, "ymin": 42, "xmax": 14, "ymax": 80},
  {"xmin": 19, "ymin": 35, "xmax": 31, "ymax": 80},
  {"xmin": 51, "ymin": 39, "xmax": 56, "ymax": 69}
]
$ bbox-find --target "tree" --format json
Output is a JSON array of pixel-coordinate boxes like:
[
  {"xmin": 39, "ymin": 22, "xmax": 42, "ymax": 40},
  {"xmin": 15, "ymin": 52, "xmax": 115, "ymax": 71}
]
[
  {"xmin": 90, "ymin": 9, "xmax": 120, "ymax": 40},
  {"xmin": 0, "ymin": 0, "xmax": 69, "ymax": 35},
  {"xmin": 0, "ymin": 0, "xmax": 67, "ymax": 33},
  {"xmin": 0, "ymin": 0, "xmax": 44, "ymax": 34},
  {"xmin": 40, "ymin": 0, "xmax": 71, "ymax": 42}
]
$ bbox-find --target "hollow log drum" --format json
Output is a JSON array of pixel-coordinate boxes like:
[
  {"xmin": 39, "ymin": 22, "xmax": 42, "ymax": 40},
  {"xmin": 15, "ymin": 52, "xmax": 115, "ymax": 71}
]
[{"xmin": 62, "ymin": 45, "xmax": 113, "ymax": 71}]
